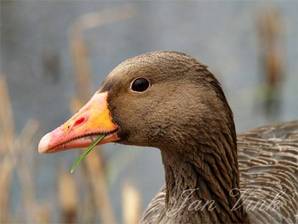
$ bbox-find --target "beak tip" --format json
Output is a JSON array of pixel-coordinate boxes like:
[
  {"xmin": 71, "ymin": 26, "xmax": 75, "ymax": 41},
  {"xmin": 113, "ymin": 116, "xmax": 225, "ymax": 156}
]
[{"xmin": 38, "ymin": 133, "xmax": 51, "ymax": 153}]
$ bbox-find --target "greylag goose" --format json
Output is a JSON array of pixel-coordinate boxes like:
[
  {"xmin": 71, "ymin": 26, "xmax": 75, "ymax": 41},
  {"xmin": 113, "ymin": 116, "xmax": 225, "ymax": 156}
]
[{"xmin": 38, "ymin": 51, "xmax": 298, "ymax": 224}]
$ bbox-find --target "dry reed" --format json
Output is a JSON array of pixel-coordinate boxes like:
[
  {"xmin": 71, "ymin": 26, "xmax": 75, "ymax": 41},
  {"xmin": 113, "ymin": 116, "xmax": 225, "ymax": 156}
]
[
  {"xmin": 122, "ymin": 182, "xmax": 142, "ymax": 224},
  {"xmin": 0, "ymin": 76, "xmax": 14, "ymax": 222},
  {"xmin": 0, "ymin": 76, "xmax": 39, "ymax": 223},
  {"xmin": 59, "ymin": 172, "xmax": 78, "ymax": 223},
  {"xmin": 257, "ymin": 6, "xmax": 284, "ymax": 118}
]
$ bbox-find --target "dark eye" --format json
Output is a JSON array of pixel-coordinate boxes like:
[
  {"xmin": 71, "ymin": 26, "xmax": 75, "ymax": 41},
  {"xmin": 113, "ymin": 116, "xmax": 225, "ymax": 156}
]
[{"xmin": 130, "ymin": 78, "xmax": 150, "ymax": 92}]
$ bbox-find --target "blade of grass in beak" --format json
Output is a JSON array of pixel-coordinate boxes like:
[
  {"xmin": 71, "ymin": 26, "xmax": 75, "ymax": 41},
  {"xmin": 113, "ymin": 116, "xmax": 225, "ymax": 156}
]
[{"xmin": 70, "ymin": 134, "xmax": 106, "ymax": 174}]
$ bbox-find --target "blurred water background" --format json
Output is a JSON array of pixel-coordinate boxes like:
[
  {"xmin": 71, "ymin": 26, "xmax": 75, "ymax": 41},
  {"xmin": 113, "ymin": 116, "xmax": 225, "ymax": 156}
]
[{"xmin": 0, "ymin": 1, "xmax": 297, "ymax": 223}]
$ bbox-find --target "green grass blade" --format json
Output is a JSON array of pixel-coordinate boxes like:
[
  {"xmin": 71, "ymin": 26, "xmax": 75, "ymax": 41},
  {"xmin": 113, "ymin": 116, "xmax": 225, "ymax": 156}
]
[{"xmin": 70, "ymin": 134, "xmax": 106, "ymax": 174}]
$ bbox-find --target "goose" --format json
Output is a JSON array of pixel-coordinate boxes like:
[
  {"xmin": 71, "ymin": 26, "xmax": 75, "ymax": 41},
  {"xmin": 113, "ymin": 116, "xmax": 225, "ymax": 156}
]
[{"xmin": 38, "ymin": 51, "xmax": 298, "ymax": 224}]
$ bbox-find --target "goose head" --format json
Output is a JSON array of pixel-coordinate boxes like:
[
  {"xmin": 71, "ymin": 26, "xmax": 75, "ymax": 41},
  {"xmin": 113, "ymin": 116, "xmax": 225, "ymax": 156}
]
[{"xmin": 38, "ymin": 51, "xmax": 235, "ymax": 154}]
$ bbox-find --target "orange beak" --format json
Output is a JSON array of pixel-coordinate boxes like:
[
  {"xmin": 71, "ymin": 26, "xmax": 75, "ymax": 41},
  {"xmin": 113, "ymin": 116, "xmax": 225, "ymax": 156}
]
[{"xmin": 38, "ymin": 92, "xmax": 119, "ymax": 153}]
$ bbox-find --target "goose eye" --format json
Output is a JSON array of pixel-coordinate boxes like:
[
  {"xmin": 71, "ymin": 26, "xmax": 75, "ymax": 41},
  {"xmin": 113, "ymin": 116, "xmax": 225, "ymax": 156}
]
[{"xmin": 130, "ymin": 78, "xmax": 150, "ymax": 92}]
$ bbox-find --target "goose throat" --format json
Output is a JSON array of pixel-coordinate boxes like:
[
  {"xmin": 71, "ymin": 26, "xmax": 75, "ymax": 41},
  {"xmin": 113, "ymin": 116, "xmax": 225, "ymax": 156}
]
[{"xmin": 160, "ymin": 132, "xmax": 248, "ymax": 223}]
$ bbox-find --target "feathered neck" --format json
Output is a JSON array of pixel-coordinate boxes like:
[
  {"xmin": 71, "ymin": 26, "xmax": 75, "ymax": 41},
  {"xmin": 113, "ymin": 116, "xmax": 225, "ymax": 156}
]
[{"xmin": 160, "ymin": 123, "xmax": 249, "ymax": 223}]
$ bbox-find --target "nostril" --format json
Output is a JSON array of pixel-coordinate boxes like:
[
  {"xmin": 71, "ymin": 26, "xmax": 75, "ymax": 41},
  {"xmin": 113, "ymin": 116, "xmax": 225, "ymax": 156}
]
[{"xmin": 74, "ymin": 117, "xmax": 86, "ymax": 127}]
